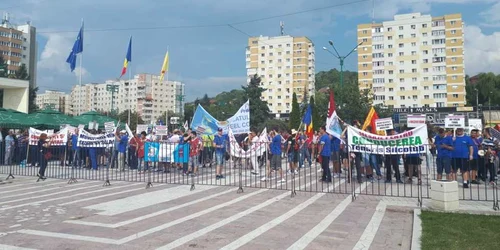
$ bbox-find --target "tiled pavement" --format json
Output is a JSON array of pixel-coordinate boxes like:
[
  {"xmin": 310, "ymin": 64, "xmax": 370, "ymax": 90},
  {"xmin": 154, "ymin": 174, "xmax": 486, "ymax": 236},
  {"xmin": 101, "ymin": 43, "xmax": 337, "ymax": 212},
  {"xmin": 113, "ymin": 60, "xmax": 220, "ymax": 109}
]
[{"xmin": 0, "ymin": 162, "xmax": 498, "ymax": 250}]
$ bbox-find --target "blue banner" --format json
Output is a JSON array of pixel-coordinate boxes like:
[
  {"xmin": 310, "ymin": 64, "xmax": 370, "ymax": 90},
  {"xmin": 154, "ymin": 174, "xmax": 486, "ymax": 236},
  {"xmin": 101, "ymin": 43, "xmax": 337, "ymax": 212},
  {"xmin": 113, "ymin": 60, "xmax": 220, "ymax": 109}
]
[
  {"xmin": 190, "ymin": 105, "xmax": 226, "ymax": 135},
  {"xmin": 144, "ymin": 142, "xmax": 160, "ymax": 162}
]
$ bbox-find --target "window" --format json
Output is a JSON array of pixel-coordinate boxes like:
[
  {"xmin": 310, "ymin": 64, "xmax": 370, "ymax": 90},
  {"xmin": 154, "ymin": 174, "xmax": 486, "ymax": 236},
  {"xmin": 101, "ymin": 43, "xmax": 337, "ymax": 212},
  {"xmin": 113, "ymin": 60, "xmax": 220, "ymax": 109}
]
[
  {"xmin": 388, "ymin": 44, "xmax": 393, "ymax": 48},
  {"xmin": 269, "ymin": 45, "xmax": 273, "ymax": 49},
  {"xmin": 411, "ymin": 25, "xmax": 416, "ymax": 29},
  {"xmin": 423, "ymin": 41, "xmax": 428, "ymax": 45},
  {"xmin": 451, "ymin": 20, "xmax": 456, "ymax": 25},
  {"xmin": 362, "ymin": 30, "xmax": 368, "ymax": 34},
  {"xmin": 374, "ymin": 27, "xmax": 382, "ymax": 33},
  {"xmin": 261, "ymin": 53, "xmax": 265, "ymax": 57},
  {"xmin": 399, "ymin": 43, "xmax": 404, "ymax": 48},
  {"xmin": 433, "ymin": 93, "xmax": 447, "ymax": 98},
  {"xmin": 389, "ymin": 88, "xmax": 394, "ymax": 92},
  {"xmin": 412, "ymin": 86, "xmax": 417, "ymax": 90},
  {"xmin": 412, "ymin": 68, "xmax": 417, "ymax": 73},
  {"xmin": 422, "ymin": 24, "xmax": 427, "ymax": 28},
  {"xmin": 399, "ymin": 61, "xmax": 404, "ymax": 66},
  {"xmin": 399, "ymin": 69, "xmax": 404, "ymax": 73},
  {"xmin": 374, "ymin": 78, "xmax": 385, "ymax": 84},
  {"xmin": 412, "ymin": 60, "xmax": 417, "ymax": 64},
  {"xmin": 362, "ymin": 72, "xmax": 368, "ymax": 76},
  {"xmin": 423, "ymin": 50, "xmax": 428, "ymax": 55},
  {"xmin": 412, "ymin": 95, "xmax": 418, "ymax": 99},
  {"xmin": 451, "ymin": 39, "xmax": 457, "ymax": 43},
  {"xmin": 388, "ymin": 27, "xmax": 392, "ymax": 31},
  {"xmin": 362, "ymin": 55, "xmax": 368, "ymax": 59},
  {"xmin": 436, "ymin": 102, "xmax": 445, "ymax": 107},
  {"xmin": 452, "ymin": 57, "xmax": 457, "ymax": 62},
  {"xmin": 411, "ymin": 51, "xmax": 417, "ymax": 55},
  {"xmin": 432, "ymin": 30, "xmax": 445, "ymax": 36},
  {"xmin": 423, "ymin": 59, "xmax": 429, "ymax": 63},
  {"xmin": 451, "ymin": 48, "xmax": 457, "ymax": 52},
  {"xmin": 424, "ymin": 86, "xmax": 429, "ymax": 90},
  {"xmin": 400, "ymin": 78, "xmax": 405, "ymax": 83},
  {"xmin": 423, "ymin": 68, "xmax": 429, "ymax": 73},
  {"xmin": 399, "ymin": 35, "xmax": 404, "ymax": 39},
  {"xmin": 400, "ymin": 96, "xmax": 406, "ymax": 100},
  {"xmin": 399, "ymin": 26, "xmax": 404, "ymax": 30},
  {"xmin": 269, "ymin": 60, "xmax": 273, "ymax": 63},
  {"xmin": 261, "ymin": 46, "xmax": 265, "ymax": 49},
  {"xmin": 452, "ymin": 66, "xmax": 457, "ymax": 71},
  {"xmin": 388, "ymin": 62, "xmax": 393, "ymax": 66},
  {"xmin": 388, "ymin": 36, "xmax": 393, "ymax": 40},
  {"xmin": 389, "ymin": 70, "xmax": 394, "ymax": 74},
  {"xmin": 399, "ymin": 52, "xmax": 404, "ymax": 56},
  {"xmin": 389, "ymin": 96, "xmax": 394, "ymax": 100},
  {"xmin": 424, "ymin": 77, "xmax": 429, "ymax": 81},
  {"xmin": 452, "ymin": 76, "xmax": 457, "ymax": 80},
  {"xmin": 423, "ymin": 32, "xmax": 428, "ymax": 37},
  {"xmin": 363, "ymin": 63, "xmax": 368, "ymax": 68},
  {"xmin": 424, "ymin": 95, "xmax": 429, "ymax": 99},
  {"xmin": 453, "ymin": 103, "xmax": 459, "ymax": 107},
  {"xmin": 374, "ymin": 69, "xmax": 384, "ymax": 74},
  {"xmin": 278, "ymin": 52, "xmax": 282, "ymax": 55},
  {"xmin": 412, "ymin": 77, "xmax": 417, "ymax": 82},
  {"xmin": 286, "ymin": 44, "xmax": 290, "ymax": 47},
  {"xmin": 452, "ymin": 94, "xmax": 459, "ymax": 98},
  {"xmin": 451, "ymin": 30, "xmax": 457, "ymax": 34},
  {"xmin": 362, "ymin": 38, "xmax": 368, "ymax": 42},
  {"xmin": 389, "ymin": 79, "xmax": 394, "ymax": 83},
  {"xmin": 388, "ymin": 53, "xmax": 393, "ymax": 57},
  {"xmin": 411, "ymin": 42, "xmax": 416, "ymax": 47},
  {"xmin": 411, "ymin": 33, "xmax": 416, "ymax": 38}
]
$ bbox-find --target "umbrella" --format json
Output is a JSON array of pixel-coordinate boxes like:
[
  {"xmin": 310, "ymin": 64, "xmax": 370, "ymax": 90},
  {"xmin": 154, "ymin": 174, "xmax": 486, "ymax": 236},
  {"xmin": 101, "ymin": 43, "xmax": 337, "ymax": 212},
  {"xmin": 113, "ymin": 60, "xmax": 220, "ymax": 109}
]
[
  {"xmin": 0, "ymin": 108, "xmax": 30, "ymax": 128},
  {"xmin": 26, "ymin": 109, "xmax": 80, "ymax": 129}
]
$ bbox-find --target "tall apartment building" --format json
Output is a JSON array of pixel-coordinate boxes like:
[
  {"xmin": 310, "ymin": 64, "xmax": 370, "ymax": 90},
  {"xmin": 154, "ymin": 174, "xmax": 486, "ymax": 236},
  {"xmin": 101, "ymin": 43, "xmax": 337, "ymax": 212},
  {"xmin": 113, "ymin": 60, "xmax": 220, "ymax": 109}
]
[
  {"xmin": 357, "ymin": 13, "xmax": 465, "ymax": 108},
  {"xmin": 0, "ymin": 13, "xmax": 37, "ymax": 87},
  {"xmin": 246, "ymin": 35, "xmax": 315, "ymax": 118},
  {"xmin": 35, "ymin": 90, "xmax": 72, "ymax": 114},
  {"xmin": 70, "ymin": 73, "xmax": 185, "ymax": 123}
]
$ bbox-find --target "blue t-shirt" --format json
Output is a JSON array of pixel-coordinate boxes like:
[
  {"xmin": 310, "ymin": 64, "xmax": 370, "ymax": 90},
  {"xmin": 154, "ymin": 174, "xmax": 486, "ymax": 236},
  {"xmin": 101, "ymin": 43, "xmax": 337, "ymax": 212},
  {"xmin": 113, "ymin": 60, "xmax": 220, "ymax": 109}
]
[
  {"xmin": 118, "ymin": 135, "xmax": 128, "ymax": 153},
  {"xmin": 434, "ymin": 135, "xmax": 452, "ymax": 158},
  {"xmin": 72, "ymin": 134, "xmax": 79, "ymax": 150},
  {"xmin": 320, "ymin": 134, "xmax": 331, "ymax": 157},
  {"xmin": 270, "ymin": 135, "xmax": 282, "ymax": 155},
  {"xmin": 214, "ymin": 134, "xmax": 226, "ymax": 154},
  {"xmin": 452, "ymin": 135, "xmax": 473, "ymax": 159},
  {"xmin": 331, "ymin": 137, "xmax": 340, "ymax": 152},
  {"xmin": 471, "ymin": 137, "xmax": 483, "ymax": 159}
]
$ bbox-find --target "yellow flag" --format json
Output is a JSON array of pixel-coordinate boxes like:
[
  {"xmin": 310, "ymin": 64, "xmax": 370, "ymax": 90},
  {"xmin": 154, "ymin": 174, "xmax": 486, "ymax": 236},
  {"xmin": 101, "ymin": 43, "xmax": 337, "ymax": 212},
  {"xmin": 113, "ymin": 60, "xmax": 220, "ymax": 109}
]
[{"xmin": 159, "ymin": 51, "xmax": 169, "ymax": 82}]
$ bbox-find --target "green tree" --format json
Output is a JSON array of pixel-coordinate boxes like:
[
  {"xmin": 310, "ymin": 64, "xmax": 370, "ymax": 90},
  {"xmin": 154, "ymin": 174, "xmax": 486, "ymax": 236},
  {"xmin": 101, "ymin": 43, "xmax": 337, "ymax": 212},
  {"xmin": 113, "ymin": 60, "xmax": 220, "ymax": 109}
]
[
  {"xmin": 200, "ymin": 93, "xmax": 210, "ymax": 107},
  {"xmin": 112, "ymin": 110, "xmax": 144, "ymax": 131},
  {"xmin": 0, "ymin": 55, "xmax": 7, "ymax": 78},
  {"xmin": 465, "ymin": 73, "xmax": 500, "ymax": 107},
  {"xmin": 243, "ymin": 74, "xmax": 270, "ymax": 129},
  {"xmin": 29, "ymin": 87, "xmax": 39, "ymax": 113},
  {"xmin": 259, "ymin": 118, "xmax": 288, "ymax": 133},
  {"xmin": 289, "ymin": 93, "xmax": 300, "ymax": 129},
  {"xmin": 315, "ymin": 69, "xmax": 358, "ymax": 91}
]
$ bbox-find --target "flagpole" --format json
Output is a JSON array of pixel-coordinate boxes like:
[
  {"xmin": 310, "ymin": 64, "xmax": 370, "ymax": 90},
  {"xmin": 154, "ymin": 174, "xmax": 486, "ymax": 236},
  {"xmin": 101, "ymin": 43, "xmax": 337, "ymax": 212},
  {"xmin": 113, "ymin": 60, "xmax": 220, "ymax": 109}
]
[
  {"xmin": 79, "ymin": 19, "xmax": 84, "ymax": 116},
  {"xmin": 128, "ymin": 43, "xmax": 131, "ymax": 126}
]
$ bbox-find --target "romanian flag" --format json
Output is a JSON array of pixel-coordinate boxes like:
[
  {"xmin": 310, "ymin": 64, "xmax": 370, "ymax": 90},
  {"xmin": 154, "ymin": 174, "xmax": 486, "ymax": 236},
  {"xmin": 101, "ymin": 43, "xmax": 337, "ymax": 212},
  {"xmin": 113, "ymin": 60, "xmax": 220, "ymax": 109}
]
[
  {"xmin": 302, "ymin": 104, "xmax": 313, "ymax": 139},
  {"xmin": 362, "ymin": 107, "xmax": 385, "ymax": 135},
  {"xmin": 159, "ymin": 51, "xmax": 169, "ymax": 82},
  {"xmin": 120, "ymin": 37, "xmax": 132, "ymax": 77}
]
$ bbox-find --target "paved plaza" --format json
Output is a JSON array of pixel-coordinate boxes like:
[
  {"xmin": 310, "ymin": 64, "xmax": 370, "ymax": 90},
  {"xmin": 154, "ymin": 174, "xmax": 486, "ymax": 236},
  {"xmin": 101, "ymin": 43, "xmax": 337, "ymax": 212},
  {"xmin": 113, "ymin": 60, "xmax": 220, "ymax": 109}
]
[{"xmin": 0, "ymin": 161, "xmax": 498, "ymax": 250}]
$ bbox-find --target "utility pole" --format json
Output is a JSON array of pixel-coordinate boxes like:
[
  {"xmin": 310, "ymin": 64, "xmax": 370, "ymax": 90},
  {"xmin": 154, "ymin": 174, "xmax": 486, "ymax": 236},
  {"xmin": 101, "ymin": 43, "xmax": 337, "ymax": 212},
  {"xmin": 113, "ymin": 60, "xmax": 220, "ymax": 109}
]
[
  {"xmin": 323, "ymin": 41, "xmax": 363, "ymax": 87},
  {"xmin": 106, "ymin": 84, "xmax": 119, "ymax": 116}
]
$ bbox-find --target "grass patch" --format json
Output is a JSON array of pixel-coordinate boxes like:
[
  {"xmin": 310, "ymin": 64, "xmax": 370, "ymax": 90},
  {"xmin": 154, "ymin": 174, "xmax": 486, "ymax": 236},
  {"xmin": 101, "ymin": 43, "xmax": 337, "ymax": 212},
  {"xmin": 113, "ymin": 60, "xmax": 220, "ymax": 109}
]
[{"xmin": 420, "ymin": 210, "xmax": 500, "ymax": 250}]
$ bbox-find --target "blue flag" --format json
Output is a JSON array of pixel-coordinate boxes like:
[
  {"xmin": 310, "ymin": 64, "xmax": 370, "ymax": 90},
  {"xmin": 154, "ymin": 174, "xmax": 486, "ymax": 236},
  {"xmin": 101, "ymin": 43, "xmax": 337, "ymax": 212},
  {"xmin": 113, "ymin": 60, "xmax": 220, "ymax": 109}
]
[{"xmin": 66, "ymin": 22, "xmax": 84, "ymax": 72}]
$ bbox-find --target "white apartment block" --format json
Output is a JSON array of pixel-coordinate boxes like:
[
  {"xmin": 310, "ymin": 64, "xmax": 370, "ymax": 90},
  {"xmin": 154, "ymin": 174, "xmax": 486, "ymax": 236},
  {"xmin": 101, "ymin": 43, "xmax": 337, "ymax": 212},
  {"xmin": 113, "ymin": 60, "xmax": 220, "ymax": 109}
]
[
  {"xmin": 0, "ymin": 13, "xmax": 37, "ymax": 87},
  {"xmin": 36, "ymin": 90, "xmax": 72, "ymax": 114},
  {"xmin": 70, "ymin": 73, "xmax": 185, "ymax": 123},
  {"xmin": 357, "ymin": 13, "xmax": 465, "ymax": 108},
  {"xmin": 246, "ymin": 35, "xmax": 315, "ymax": 118}
]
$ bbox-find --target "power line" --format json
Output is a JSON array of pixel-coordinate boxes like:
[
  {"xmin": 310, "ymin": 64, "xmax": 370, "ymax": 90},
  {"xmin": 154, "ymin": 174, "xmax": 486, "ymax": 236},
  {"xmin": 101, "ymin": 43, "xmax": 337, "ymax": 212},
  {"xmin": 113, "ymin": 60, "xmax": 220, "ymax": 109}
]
[{"xmin": 37, "ymin": 0, "xmax": 371, "ymax": 34}]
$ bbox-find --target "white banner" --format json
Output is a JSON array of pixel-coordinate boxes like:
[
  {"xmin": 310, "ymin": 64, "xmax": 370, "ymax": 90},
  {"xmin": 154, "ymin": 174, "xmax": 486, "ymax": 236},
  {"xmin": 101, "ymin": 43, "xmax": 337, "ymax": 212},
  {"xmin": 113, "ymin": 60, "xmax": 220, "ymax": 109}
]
[
  {"xmin": 155, "ymin": 125, "xmax": 168, "ymax": 135},
  {"xmin": 375, "ymin": 118, "xmax": 393, "ymax": 131},
  {"xmin": 445, "ymin": 115, "xmax": 465, "ymax": 128},
  {"xmin": 77, "ymin": 129, "xmax": 115, "ymax": 148},
  {"xmin": 347, "ymin": 125, "xmax": 428, "ymax": 155},
  {"xmin": 407, "ymin": 115, "xmax": 426, "ymax": 128},
  {"xmin": 226, "ymin": 100, "xmax": 250, "ymax": 135},
  {"xmin": 29, "ymin": 127, "xmax": 68, "ymax": 146},
  {"xmin": 228, "ymin": 127, "xmax": 268, "ymax": 158}
]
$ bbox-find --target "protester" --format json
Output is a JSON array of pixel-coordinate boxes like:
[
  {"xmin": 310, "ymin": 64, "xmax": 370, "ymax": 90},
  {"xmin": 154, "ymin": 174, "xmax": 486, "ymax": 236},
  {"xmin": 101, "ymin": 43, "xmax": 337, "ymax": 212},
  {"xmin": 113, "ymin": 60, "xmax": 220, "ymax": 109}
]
[
  {"xmin": 37, "ymin": 133, "xmax": 50, "ymax": 180},
  {"xmin": 385, "ymin": 129, "xmax": 403, "ymax": 184},
  {"xmin": 262, "ymin": 128, "xmax": 284, "ymax": 183},
  {"xmin": 116, "ymin": 130, "xmax": 128, "ymax": 171},
  {"xmin": 318, "ymin": 126, "xmax": 332, "ymax": 183},
  {"xmin": 469, "ymin": 129, "xmax": 483, "ymax": 185},
  {"xmin": 286, "ymin": 129, "xmax": 299, "ymax": 174},
  {"xmin": 434, "ymin": 128, "xmax": 453, "ymax": 181},
  {"xmin": 188, "ymin": 131, "xmax": 202, "ymax": 176},
  {"xmin": 482, "ymin": 128, "xmax": 498, "ymax": 186},
  {"xmin": 137, "ymin": 131, "xmax": 146, "ymax": 173},
  {"xmin": 4, "ymin": 130, "xmax": 15, "ymax": 165},
  {"xmin": 213, "ymin": 127, "xmax": 227, "ymax": 180},
  {"xmin": 451, "ymin": 127, "xmax": 474, "ymax": 188}
]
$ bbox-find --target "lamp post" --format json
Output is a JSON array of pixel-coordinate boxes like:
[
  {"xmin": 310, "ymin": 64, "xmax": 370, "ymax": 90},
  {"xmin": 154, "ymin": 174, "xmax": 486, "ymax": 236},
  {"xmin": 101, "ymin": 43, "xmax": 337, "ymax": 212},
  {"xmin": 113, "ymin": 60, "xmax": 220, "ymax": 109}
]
[
  {"xmin": 125, "ymin": 81, "xmax": 131, "ymax": 125},
  {"xmin": 489, "ymin": 91, "xmax": 492, "ymax": 127},
  {"xmin": 474, "ymin": 88, "xmax": 479, "ymax": 118},
  {"xmin": 323, "ymin": 40, "xmax": 364, "ymax": 87},
  {"xmin": 106, "ymin": 84, "xmax": 119, "ymax": 116}
]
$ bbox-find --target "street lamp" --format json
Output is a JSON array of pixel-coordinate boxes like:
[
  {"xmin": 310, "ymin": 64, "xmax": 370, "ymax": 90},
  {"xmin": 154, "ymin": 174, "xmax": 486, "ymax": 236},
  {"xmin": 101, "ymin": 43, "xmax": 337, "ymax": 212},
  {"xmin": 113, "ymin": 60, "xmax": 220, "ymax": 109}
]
[
  {"xmin": 106, "ymin": 83, "xmax": 119, "ymax": 116},
  {"xmin": 125, "ymin": 82, "xmax": 131, "ymax": 125},
  {"xmin": 474, "ymin": 88, "xmax": 479, "ymax": 118},
  {"xmin": 323, "ymin": 40, "xmax": 364, "ymax": 87}
]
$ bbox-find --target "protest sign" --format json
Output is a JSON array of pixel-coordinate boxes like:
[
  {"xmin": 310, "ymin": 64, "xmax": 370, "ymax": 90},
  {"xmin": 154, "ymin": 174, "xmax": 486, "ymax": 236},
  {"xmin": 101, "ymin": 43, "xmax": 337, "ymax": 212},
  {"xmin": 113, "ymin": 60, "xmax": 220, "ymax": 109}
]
[
  {"xmin": 347, "ymin": 125, "xmax": 428, "ymax": 155},
  {"xmin": 29, "ymin": 127, "xmax": 68, "ymax": 146},
  {"xmin": 468, "ymin": 119, "xmax": 482, "ymax": 131},
  {"xmin": 445, "ymin": 115, "xmax": 465, "ymax": 128},
  {"xmin": 144, "ymin": 142, "xmax": 160, "ymax": 162},
  {"xmin": 136, "ymin": 124, "xmax": 148, "ymax": 134},
  {"xmin": 407, "ymin": 115, "xmax": 426, "ymax": 128},
  {"xmin": 375, "ymin": 118, "xmax": 394, "ymax": 131},
  {"xmin": 155, "ymin": 125, "xmax": 168, "ymax": 135},
  {"xmin": 76, "ymin": 129, "xmax": 115, "ymax": 148},
  {"xmin": 78, "ymin": 124, "xmax": 85, "ymax": 130},
  {"xmin": 104, "ymin": 121, "xmax": 115, "ymax": 133}
]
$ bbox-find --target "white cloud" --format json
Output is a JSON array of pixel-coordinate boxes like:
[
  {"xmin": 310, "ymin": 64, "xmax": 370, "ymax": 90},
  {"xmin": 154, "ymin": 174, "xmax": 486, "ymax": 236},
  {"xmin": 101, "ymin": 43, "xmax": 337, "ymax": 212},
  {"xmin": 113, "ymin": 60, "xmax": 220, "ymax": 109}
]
[
  {"xmin": 37, "ymin": 33, "xmax": 89, "ymax": 77},
  {"xmin": 464, "ymin": 25, "xmax": 500, "ymax": 75},
  {"xmin": 480, "ymin": 1, "xmax": 500, "ymax": 27}
]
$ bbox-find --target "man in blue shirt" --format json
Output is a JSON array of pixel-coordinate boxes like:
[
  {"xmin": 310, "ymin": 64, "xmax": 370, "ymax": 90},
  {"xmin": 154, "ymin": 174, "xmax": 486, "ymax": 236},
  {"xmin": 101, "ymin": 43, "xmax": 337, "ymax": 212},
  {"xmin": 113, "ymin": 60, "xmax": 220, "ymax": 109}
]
[
  {"xmin": 115, "ymin": 130, "xmax": 128, "ymax": 171},
  {"xmin": 213, "ymin": 128, "xmax": 227, "ymax": 180},
  {"xmin": 451, "ymin": 127, "xmax": 473, "ymax": 188},
  {"xmin": 331, "ymin": 136, "xmax": 341, "ymax": 177},
  {"xmin": 262, "ymin": 128, "xmax": 284, "ymax": 183},
  {"xmin": 319, "ymin": 126, "xmax": 332, "ymax": 183},
  {"xmin": 469, "ymin": 129, "xmax": 483, "ymax": 185},
  {"xmin": 434, "ymin": 128, "xmax": 453, "ymax": 181}
]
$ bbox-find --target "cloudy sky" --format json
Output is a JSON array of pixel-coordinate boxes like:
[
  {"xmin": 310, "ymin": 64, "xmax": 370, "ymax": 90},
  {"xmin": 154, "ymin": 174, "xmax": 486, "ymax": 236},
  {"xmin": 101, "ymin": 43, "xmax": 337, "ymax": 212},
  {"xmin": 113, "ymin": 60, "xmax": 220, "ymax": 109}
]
[{"xmin": 3, "ymin": 0, "xmax": 500, "ymax": 101}]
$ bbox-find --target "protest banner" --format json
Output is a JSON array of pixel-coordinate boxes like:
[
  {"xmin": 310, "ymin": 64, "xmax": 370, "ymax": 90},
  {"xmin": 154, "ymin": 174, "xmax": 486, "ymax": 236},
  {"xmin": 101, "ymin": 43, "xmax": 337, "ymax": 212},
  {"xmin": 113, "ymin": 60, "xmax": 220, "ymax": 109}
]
[
  {"xmin": 347, "ymin": 125, "xmax": 428, "ymax": 155},
  {"xmin": 144, "ymin": 142, "xmax": 160, "ymax": 162},
  {"xmin": 468, "ymin": 119, "xmax": 482, "ymax": 131},
  {"xmin": 76, "ymin": 129, "xmax": 115, "ymax": 148},
  {"xmin": 104, "ymin": 121, "xmax": 115, "ymax": 133},
  {"xmin": 191, "ymin": 100, "xmax": 250, "ymax": 135},
  {"xmin": 228, "ymin": 127, "xmax": 268, "ymax": 158},
  {"xmin": 445, "ymin": 115, "xmax": 465, "ymax": 128},
  {"xmin": 407, "ymin": 115, "xmax": 426, "ymax": 128},
  {"xmin": 375, "ymin": 118, "xmax": 394, "ymax": 131},
  {"xmin": 136, "ymin": 124, "xmax": 148, "ymax": 134},
  {"xmin": 155, "ymin": 125, "xmax": 168, "ymax": 135},
  {"xmin": 29, "ymin": 127, "xmax": 68, "ymax": 146}
]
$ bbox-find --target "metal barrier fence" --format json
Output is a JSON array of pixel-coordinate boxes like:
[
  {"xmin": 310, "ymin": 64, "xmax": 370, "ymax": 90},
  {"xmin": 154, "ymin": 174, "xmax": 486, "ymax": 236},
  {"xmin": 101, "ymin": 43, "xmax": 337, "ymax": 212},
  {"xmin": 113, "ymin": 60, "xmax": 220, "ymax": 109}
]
[{"xmin": 0, "ymin": 141, "xmax": 498, "ymax": 210}]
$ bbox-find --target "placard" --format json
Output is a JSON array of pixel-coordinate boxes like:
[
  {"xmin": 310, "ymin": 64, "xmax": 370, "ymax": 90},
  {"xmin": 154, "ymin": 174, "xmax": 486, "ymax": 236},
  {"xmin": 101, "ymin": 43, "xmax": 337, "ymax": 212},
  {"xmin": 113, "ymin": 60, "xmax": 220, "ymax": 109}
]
[
  {"xmin": 104, "ymin": 121, "xmax": 115, "ymax": 133},
  {"xmin": 88, "ymin": 122, "xmax": 99, "ymax": 130},
  {"xmin": 78, "ymin": 124, "xmax": 85, "ymax": 130},
  {"xmin": 155, "ymin": 125, "xmax": 168, "ymax": 135},
  {"xmin": 29, "ymin": 127, "xmax": 68, "ymax": 146},
  {"xmin": 468, "ymin": 118, "xmax": 482, "ymax": 131},
  {"xmin": 76, "ymin": 129, "xmax": 115, "ymax": 148},
  {"xmin": 407, "ymin": 115, "xmax": 426, "ymax": 128},
  {"xmin": 136, "ymin": 124, "xmax": 148, "ymax": 134},
  {"xmin": 375, "ymin": 118, "xmax": 394, "ymax": 131},
  {"xmin": 445, "ymin": 115, "xmax": 465, "ymax": 128}
]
